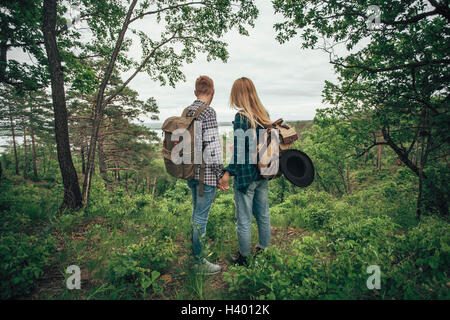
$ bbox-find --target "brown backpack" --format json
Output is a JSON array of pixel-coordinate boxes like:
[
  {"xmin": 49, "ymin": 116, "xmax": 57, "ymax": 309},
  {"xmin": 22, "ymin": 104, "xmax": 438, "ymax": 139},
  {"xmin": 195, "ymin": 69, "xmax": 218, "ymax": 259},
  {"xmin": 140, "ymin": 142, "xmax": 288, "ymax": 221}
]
[
  {"xmin": 257, "ymin": 118, "xmax": 298, "ymax": 179},
  {"xmin": 161, "ymin": 105, "xmax": 208, "ymax": 195}
]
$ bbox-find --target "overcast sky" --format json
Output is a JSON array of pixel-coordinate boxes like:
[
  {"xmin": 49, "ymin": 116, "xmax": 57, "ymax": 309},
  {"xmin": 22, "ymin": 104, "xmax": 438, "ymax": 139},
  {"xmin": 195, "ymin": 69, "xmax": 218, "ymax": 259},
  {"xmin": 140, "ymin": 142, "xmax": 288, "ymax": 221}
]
[
  {"xmin": 9, "ymin": 0, "xmax": 337, "ymax": 124},
  {"xmin": 127, "ymin": 0, "xmax": 337, "ymax": 123}
]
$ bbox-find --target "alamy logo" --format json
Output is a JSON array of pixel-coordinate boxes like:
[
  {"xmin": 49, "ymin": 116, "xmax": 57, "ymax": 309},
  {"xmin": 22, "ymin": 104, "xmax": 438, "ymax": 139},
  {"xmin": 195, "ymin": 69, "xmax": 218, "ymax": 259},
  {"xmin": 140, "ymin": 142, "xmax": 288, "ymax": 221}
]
[
  {"xmin": 169, "ymin": 122, "xmax": 280, "ymax": 175},
  {"xmin": 66, "ymin": 265, "xmax": 81, "ymax": 290},
  {"xmin": 366, "ymin": 265, "xmax": 381, "ymax": 290}
]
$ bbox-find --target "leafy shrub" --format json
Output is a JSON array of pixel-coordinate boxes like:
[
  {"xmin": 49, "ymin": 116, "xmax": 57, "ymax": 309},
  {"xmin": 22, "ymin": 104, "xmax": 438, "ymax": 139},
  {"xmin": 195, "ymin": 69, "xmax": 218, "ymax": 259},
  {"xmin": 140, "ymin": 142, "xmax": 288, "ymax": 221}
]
[
  {"xmin": 133, "ymin": 194, "xmax": 153, "ymax": 209},
  {"xmin": 281, "ymin": 190, "xmax": 335, "ymax": 230},
  {"xmin": 56, "ymin": 211, "xmax": 86, "ymax": 232},
  {"xmin": 224, "ymin": 236, "xmax": 329, "ymax": 300},
  {"xmin": 207, "ymin": 194, "xmax": 235, "ymax": 241},
  {"xmin": 0, "ymin": 232, "xmax": 56, "ymax": 299},
  {"xmin": 386, "ymin": 216, "xmax": 450, "ymax": 299},
  {"xmin": 85, "ymin": 178, "xmax": 111, "ymax": 216},
  {"xmin": 327, "ymin": 211, "xmax": 398, "ymax": 245},
  {"xmin": 0, "ymin": 184, "xmax": 58, "ymax": 223},
  {"xmin": 106, "ymin": 235, "xmax": 177, "ymax": 298}
]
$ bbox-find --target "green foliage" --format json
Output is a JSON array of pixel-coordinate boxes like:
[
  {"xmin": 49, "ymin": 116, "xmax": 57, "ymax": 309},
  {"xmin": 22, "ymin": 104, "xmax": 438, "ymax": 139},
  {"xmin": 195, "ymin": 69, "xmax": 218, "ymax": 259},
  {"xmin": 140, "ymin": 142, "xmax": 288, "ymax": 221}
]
[
  {"xmin": 0, "ymin": 111, "xmax": 448, "ymax": 300},
  {"xmin": 225, "ymin": 212, "xmax": 449, "ymax": 300},
  {"xmin": 0, "ymin": 232, "xmax": 56, "ymax": 299},
  {"xmin": 386, "ymin": 217, "xmax": 450, "ymax": 299},
  {"xmin": 105, "ymin": 235, "xmax": 177, "ymax": 298},
  {"xmin": 274, "ymin": 0, "xmax": 449, "ymax": 217},
  {"xmin": 225, "ymin": 237, "xmax": 329, "ymax": 299}
]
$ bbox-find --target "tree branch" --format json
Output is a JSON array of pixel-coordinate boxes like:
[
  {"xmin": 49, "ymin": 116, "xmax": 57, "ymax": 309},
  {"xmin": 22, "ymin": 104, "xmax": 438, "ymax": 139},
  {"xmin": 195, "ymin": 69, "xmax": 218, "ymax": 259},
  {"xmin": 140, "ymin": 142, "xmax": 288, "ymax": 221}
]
[
  {"xmin": 103, "ymin": 27, "xmax": 182, "ymax": 105},
  {"xmin": 129, "ymin": 1, "xmax": 207, "ymax": 24}
]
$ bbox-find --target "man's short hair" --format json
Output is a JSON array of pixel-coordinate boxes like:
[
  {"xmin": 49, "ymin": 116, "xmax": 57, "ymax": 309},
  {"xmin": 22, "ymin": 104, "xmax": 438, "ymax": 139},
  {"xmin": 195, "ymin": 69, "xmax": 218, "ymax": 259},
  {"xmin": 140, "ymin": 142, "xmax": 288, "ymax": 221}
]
[{"xmin": 195, "ymin": 75, "xmax": 214, "ymax": 95}]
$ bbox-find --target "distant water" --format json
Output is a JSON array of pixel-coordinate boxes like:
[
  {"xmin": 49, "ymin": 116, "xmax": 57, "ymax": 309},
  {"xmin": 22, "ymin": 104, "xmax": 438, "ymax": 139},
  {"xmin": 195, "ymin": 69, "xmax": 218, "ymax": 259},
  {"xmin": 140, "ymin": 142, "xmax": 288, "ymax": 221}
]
[
  {"xmin": 153, "ymin": 125, "xmax": 233, "ymax": 140},
  {"xmin": 0, "ymin": 136, "xmax": 13, "ymax": 154},
  {"xmin": 0, "ymin": 125, "xmax": 234, "ymax": 154}
]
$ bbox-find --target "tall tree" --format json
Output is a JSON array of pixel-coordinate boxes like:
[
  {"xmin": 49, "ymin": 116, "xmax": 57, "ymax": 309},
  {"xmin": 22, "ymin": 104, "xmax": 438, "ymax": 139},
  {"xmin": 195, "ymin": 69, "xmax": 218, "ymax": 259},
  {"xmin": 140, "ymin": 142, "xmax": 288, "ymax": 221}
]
[
  {"xmin": 42, "ymin": 0, "xmax": 83, "ymax": 210},
  {"xmin": 0, "ymin": 85, "xmax": 20, "ymax": 175},
  {"xmin": 274, "ymin": 0, "xmax": 449, "ymax": 218}
]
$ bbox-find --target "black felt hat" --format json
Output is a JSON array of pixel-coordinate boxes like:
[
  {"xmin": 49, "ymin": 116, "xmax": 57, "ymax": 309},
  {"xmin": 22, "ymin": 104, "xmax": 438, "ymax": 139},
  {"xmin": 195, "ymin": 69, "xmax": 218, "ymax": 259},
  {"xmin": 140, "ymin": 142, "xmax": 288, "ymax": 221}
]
[{"xmin": 280, "ymin": 149, "xmax": 315, "ymax": 188}]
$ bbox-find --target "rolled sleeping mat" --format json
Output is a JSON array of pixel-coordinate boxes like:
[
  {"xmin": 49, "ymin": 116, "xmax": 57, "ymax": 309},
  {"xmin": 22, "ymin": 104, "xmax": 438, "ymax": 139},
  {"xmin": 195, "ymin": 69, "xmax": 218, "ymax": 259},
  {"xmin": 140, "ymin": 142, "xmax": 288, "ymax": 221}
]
[{"xmin": 280, "ymin": 149, "xmax": 315, "ymax": 187}]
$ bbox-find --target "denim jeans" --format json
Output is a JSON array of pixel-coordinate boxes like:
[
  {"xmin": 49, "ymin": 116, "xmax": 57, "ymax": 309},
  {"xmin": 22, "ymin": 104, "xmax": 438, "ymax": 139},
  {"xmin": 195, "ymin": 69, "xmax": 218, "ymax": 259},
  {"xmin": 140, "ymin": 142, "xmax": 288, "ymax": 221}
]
[
  {"xmin": 188, "ymin": 180, "xmax": 216, "ymax": 260},
  {"xmin": 234, "ymin": 179, "xmax": 270, "ymax": 257}
]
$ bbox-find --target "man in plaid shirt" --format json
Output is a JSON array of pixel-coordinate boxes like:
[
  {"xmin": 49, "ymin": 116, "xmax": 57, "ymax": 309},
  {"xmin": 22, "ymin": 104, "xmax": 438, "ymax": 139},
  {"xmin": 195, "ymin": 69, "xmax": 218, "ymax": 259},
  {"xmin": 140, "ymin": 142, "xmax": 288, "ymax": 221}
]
[
  {"xmin": 186, "ymin": 100, "xmax": 224, "ymax": 186},
  {"xmin": 187, "ymin": 75, "xmax": 224, "ymax": 275}
]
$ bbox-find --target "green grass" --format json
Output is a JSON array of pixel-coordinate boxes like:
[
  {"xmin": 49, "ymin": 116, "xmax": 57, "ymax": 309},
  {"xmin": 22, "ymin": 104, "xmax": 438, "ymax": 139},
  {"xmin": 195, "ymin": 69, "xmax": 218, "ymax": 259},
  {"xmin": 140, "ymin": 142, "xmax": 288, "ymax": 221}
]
[{"xmin": 0, "ymin": 160, "xmax": 449, "ymax": 300}]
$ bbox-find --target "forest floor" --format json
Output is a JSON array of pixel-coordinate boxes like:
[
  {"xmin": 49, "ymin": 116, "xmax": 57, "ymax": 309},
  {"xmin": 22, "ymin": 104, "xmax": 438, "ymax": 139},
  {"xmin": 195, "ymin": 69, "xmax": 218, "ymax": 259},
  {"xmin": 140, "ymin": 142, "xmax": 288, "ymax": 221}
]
[
  {"xmin": 27, "ymin": 218, "xmax": 308, "ymax": 300},
  {"xmin": 3, "ymin": 165, "xmax": 447, "ymax": 300}
]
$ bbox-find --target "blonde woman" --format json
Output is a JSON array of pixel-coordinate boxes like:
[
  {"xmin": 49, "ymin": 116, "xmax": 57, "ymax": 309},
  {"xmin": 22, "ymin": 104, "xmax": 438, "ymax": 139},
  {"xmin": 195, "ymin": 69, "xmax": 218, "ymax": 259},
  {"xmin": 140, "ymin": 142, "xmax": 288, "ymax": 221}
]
[{"xmin": 219, "ymin": 77, "xmax": 272, "ymax": 266}]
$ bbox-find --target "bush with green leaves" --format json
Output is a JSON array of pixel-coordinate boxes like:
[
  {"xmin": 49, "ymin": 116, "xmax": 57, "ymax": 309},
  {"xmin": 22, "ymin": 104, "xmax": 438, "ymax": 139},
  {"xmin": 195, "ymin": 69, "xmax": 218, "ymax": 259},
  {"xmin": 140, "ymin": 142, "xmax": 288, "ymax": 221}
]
[
  {"xmin": 386, "ymin": 216, "xmax": 450, "ymax": 299},
  {"xmin": 105, "ymin": 235, "xmax": 177, "ymax": 298},
  {"xmin": 224, "ymin": 236, "xmax": 329, "ymax": 300},
  {"xmin": 207, "ymin": 193, "xmax": 235, "ymax": 241},
  {"xmin": 0, "ymin": 232, "xmax": 56, "ymax": 299}
]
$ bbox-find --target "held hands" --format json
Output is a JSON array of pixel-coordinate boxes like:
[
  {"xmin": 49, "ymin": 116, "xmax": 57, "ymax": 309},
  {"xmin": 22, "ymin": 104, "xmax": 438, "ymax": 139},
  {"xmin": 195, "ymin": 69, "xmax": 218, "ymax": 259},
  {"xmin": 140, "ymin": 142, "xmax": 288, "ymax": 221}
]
[{"xmin": 218, "ymin": 171, "xmax": 230, "ymax": 191}]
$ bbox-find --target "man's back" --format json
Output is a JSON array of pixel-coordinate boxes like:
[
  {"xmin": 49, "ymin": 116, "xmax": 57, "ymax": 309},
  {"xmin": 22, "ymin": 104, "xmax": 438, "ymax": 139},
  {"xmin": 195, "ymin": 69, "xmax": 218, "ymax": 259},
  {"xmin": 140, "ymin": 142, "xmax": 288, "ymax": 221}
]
[{"xmin": 185, "ymin": 99, "xmax": 223, "ymax": 187}]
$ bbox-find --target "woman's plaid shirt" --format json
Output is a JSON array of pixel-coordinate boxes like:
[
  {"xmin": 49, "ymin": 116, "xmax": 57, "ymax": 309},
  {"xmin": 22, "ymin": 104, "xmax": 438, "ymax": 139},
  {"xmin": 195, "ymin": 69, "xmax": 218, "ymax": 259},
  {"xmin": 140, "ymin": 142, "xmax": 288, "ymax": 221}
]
[
  {"xmin": 186, "ymin": 100, "xmax": 224, "ymax": 186},
  {"xmin": 224, "ymin": 113, "xmax": 262, "ymax": 193}
]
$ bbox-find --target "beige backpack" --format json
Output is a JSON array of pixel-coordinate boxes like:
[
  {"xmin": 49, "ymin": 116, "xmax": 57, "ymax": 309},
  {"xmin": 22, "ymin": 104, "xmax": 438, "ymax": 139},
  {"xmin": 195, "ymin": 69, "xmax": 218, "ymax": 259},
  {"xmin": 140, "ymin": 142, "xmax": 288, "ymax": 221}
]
[
  {"xmin": 161, "ymin": 105, "xmax": 208, "ymax": 195},
  {"xmin": 257, "ymin": 118, "xmax": 298, "ymax": 179}
]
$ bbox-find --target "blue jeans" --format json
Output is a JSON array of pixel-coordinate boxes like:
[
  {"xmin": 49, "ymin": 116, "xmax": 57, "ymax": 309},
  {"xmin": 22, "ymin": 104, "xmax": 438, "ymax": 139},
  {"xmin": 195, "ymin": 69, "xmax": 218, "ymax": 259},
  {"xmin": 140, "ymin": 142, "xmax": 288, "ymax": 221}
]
[
  {"xmin": 234, "ymin": 179, "xmax": 270, "ymax": 257},
  {"xmin": 188, "ymin": 180, "xmax": 216, "ymax": 260}
]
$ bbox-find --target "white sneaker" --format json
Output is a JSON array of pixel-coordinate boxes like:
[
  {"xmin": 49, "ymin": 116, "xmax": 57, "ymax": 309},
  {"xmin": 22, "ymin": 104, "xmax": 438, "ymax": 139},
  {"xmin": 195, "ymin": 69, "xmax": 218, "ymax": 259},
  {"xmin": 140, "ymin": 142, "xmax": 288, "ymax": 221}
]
[{"xmin": 194, "ymin": 258, "xmax": 221, "ymax": 275}]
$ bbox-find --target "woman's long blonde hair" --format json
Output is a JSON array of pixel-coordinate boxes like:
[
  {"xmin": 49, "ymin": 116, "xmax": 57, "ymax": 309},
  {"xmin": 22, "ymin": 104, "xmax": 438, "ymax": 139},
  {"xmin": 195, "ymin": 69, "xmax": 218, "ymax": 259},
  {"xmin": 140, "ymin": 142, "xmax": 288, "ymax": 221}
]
[{"xmin": 230, "ymin": 77, "xmax": 272, "ymax": 128}]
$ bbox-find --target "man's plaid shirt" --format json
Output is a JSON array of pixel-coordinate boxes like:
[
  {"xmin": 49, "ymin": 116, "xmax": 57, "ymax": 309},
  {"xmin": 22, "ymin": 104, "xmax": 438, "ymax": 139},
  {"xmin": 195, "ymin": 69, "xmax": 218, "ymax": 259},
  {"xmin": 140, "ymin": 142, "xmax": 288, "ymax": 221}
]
[
  {"xmin": 224, "ymin": 113, "xmax": 262, "ymax": 194},
  {"xmin": 186, "ymin": 100, "xmax": 224, "ymax": 186}
]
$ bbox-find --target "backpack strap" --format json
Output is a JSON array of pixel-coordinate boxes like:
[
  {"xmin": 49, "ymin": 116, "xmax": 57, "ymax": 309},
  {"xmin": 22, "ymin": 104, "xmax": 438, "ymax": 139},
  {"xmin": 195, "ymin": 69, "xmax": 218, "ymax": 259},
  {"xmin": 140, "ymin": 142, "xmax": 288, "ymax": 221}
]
[
  {"xmin": 182, "ymin": 105, "xmax": 209, "ymax": 118},
  {"xmin": 182, "ymin": 104, "xmax": 209, "ymax": 196}
]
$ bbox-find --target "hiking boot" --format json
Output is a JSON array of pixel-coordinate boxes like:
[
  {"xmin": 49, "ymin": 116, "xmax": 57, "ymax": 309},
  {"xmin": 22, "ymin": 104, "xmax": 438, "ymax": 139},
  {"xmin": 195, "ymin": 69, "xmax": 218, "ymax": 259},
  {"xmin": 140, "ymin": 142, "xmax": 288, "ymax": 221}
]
[
  {"xmin": 194, "ymin": 258, "xmax": 221, "ymax": 275},
  {"xmin": 254, "ymin": 245, "xmax": 264, "ymax": 256},
  {"xmin": 231, "ymin": 252, "xmax": 249, "ymax": 267}
]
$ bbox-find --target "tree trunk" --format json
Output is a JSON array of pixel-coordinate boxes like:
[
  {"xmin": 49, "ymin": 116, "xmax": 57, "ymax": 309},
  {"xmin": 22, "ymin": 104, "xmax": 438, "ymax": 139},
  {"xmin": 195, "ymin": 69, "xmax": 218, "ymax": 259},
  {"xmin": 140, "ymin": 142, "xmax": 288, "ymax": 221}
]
[
  {"xmin": 81, "ymin": 145, "xmax": 85, "ymax": 175},
  {"xmin": 135, "ymin": 176, "xmax": 139, "ymax": 192},
  {"xmin": 151, "ymin": 176, "xmax": 157, "ymax": 204},
  {"xmin": 23, "ymin": 124, "xmax": 27, "ymax": 180},
  {"xmin": 417, "ymin": 135, "xmax": 426, "ymax": 220},
  {"xmin": 125, "ymin": 171, "xmax": 128, "ymax": 192},
  {"xmin": 146, "ymin": 174, "xmax": 150, "ymax": 194},
  {"xmin": 9, "ymin": 114, "xmax": 19, "ymax": 175},
  {"xmin": 97, "ymin": 139, "xmax": 107, "ymax": 180},
  {"xmin": 376, "ymin": 131, "xmax": 382, "ymax": 170},
  {"xmin": 338, "ymin": 166, "xmax": 348, "ymax": 195},
  {"xmin": 346, "ymin": 165, "xmax": 352, "ymax": 194},
  {"xmin": 31, "ymin": 128, "xmax": 38, "ymax": 180},
  {"xmin": 42, "ymin": 0, "xmax": 83, "ymax": 210},
  {"xmin": 412, "ymin": 141, "xmax": 419, "ymax": 166}
]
